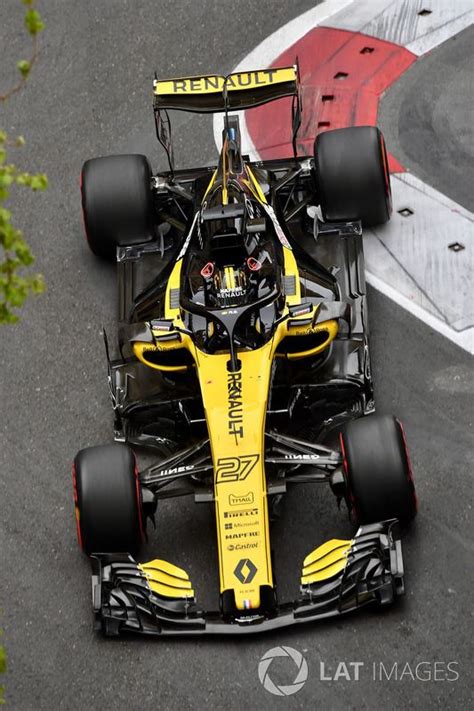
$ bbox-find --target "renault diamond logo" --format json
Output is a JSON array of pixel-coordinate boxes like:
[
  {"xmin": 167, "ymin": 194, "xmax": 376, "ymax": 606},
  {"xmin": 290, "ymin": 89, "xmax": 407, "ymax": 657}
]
[{"xmin": 233, "ymin": 558, "xmax": 257, "ymax": 584}]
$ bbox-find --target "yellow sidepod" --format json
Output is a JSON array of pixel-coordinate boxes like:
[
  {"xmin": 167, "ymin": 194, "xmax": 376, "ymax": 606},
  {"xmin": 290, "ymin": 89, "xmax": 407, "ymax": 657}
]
[
  {"xmin": 133, "ymin": 341, "xmax": 192, "ymax": 373},
  {"xmin": 278, "ymin": 317, "xmax": 339, "ymax": 360},
  {"xmin": 133, "ymin": 259, "xmax": 192, "ymax": 372}
]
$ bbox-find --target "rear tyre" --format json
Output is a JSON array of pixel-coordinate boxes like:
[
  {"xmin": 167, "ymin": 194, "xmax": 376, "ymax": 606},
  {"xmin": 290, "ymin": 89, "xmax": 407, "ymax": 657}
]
[
  {"xmin": 72, "ymin": 443, "xmax": 144, "ymax": 554},
  {"xmin": 340, "ymin": 415, "xmax": 417, "ymax": 525},
  {"xmin": 80, "ymin": 154, "xmax": 155, "ymax": 260},
  {"xmin": 314, "ymin": 126, "xmax": 392, "ymax": 226}
]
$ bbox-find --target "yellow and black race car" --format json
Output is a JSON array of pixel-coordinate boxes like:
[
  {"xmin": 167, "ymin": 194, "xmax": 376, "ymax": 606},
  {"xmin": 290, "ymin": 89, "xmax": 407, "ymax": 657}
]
[{"xmin": 73, "ymin": 66, "xmax": 417, "ymax": 635}]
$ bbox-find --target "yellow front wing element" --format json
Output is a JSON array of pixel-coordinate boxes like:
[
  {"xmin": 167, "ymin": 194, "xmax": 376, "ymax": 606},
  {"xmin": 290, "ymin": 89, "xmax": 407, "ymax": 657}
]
[
  {"xmin": 301, "ymin": 539, "xmax": 353, "ymax": 585},
  {"xmin": 138, "ymin": 559, "xmax": 195, "ymax": 598}
]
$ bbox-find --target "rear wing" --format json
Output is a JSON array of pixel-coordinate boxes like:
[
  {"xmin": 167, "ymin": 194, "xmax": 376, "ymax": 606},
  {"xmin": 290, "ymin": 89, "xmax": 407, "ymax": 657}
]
[
  {"xmin": 153, "ymin": 65, "xmax": 301, "ymax": 178},
  {"xmin": 153, "ymin": 66, "xmax": 298, "ymax": 113}
]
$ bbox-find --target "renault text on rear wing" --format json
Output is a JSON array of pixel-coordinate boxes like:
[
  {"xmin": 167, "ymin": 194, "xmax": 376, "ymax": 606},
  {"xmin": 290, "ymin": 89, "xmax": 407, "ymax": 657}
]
[{"xmin": 153, "ymin": 66, "xmax": 298, "ymax": 113}]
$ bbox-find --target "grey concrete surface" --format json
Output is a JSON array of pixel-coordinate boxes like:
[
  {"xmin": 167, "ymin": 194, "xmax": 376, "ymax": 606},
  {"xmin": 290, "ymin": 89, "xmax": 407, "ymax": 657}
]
[
  {"xmin": 0, "ymin": 2, "xmax": 472, "ymax": 709},
  {"xmin": 379, "ymin": 24, "xmax": 474, "ymax": 212}
]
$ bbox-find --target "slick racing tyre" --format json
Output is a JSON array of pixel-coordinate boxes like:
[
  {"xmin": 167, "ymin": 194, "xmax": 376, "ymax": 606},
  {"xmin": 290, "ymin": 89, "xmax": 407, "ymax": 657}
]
[
  {"xmin": 72, "ymin": 443, "xmax": 144, "ymax": 554},
  {"xmin": 340, "ymin": 415, "xmax": 417, "ymax": 525},
  {"xmin": 314, "ymin": 126, "xmax": 392, "ymax": 226},
  {"xmin": 80, "ymin": 154, "xmax": 155, "ymax": 260}
]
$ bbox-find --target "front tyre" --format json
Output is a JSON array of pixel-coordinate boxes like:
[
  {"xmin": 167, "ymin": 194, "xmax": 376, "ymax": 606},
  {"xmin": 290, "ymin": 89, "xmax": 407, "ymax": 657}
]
[
  {"xmin": 340, "ymin": 415, "xmax": 417, "ymax": 525},
  {"xmin": 72, "ymin": 443, "xmax": 144, "ymax": 554}
]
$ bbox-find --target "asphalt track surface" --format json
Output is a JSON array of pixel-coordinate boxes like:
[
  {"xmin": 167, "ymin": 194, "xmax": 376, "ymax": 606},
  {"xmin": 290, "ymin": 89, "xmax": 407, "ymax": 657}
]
[{"xmin": 0, "ymin": 2, "xmax": 472, "ymax": 709}]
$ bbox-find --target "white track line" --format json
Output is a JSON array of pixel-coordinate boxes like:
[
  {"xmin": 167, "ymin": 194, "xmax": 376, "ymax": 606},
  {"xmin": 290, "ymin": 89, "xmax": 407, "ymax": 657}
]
[
  {"xmin": 212, "ymin": 0, "xmax": 474, "ymax": 353},
  {"xmin": 326, "ymin": 0, "xmax": 474, "ymax": 55},
  {"xmin": 365, "ymin": 173, "xmax": 474, "ymax": 352},
  {"xmin": 365, "ymin": 271, "xmax": 473, "ymax": 354}
]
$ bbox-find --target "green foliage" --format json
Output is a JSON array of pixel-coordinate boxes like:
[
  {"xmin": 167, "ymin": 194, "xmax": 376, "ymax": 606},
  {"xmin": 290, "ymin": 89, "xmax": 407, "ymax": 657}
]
[
  {"xmin": 24, "ymin": 8, "xmax": 45, "ymax": 35},
  {"xmin": 0, "ymin": 0, "xmax": 46, "ymax": 324},
  {"xmin": 16, "ymin": 59, "xmax": 31, "ymax": 79}
]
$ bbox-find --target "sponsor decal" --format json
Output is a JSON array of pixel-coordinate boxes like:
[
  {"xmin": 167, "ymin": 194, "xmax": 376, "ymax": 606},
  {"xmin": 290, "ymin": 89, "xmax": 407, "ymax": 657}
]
[
  {"xmin": 227, "ymin": 371, "xmax": 244, "ymax": 442},
  {"xmin": 226, "ymin": 519, "xmax": 259, "ymax": 530},
  {"xmin": 224, "ymin": 507, "xmax": 259, "ymax": 519},
  {"xmin": 158, "ymin": 464, "xmax": 194, "ymax": 477},
  {"xmin": 229, "ymin": 491, "xmax": 254, "ymax": 506},
  {"xmin": 234, "ymin": 558, "xmax": 258, "ymax": 584},
  {"xmin": 169, "ymin": 70, "xmax": 281, "ymax": 94},
  {"xmin": 225, "ymin": 531, "xmax": 259, "ymax": 540},
  {"xmin": 216, "ymin": 454, "xmax": 259, "ymax": 483},
  {"xmin": 284, "ymin": 454, "xmax": 319, "ymax": 460},
  {"xmin": 227, "ymin": 542, "xmax": 259, "ymax": 552},
  {"xmin": 219, "ymin": 287, "xmax": 244, "ymax": 299}
]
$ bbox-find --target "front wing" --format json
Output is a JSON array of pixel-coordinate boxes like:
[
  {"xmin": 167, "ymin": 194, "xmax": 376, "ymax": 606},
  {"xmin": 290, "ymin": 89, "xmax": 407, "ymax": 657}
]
[{"xmin": 91, "ymin": 520, "xmax": 404, "ymax": 636}]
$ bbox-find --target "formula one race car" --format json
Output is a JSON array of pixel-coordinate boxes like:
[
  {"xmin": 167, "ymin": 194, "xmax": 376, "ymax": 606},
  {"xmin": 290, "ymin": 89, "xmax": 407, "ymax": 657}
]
[{"xmin": 73, "ymin": 66, "xmax": 417, "ymax": 635}]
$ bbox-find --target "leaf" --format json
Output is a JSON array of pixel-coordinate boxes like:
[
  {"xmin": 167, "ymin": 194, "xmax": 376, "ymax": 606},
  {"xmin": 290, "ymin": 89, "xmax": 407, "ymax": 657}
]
[
  {"xmin": 7, "ymin": 289, "xmax": 26, "ymax": 308},
  {"xmin": 15, "ymin": 173, "xmax": 32, "ymax": 187},
  {"xmin": 29, "ymin": 173, "xmax": 48, "ymax": 191},
  {"xmin": 24, "ymin": 8, "xmax": 45, "ymax": 35},
  {"xmin": 15, "ymin": 242, "xmax": 34, "ymax": 265},
  {"xmin": 17, "ymin": 59, "xmax": 31, "ymax": 79},
  {"xmin": 0, "ymin": 174, "xmax": 14, "ymax": 188},
  {"xmin": 30, "ymin": 273, "xmax": 45, "ymax": 293},
  {"xmin": 0, "ymin": 208, "xmax": 12, "ymax": 224}
]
